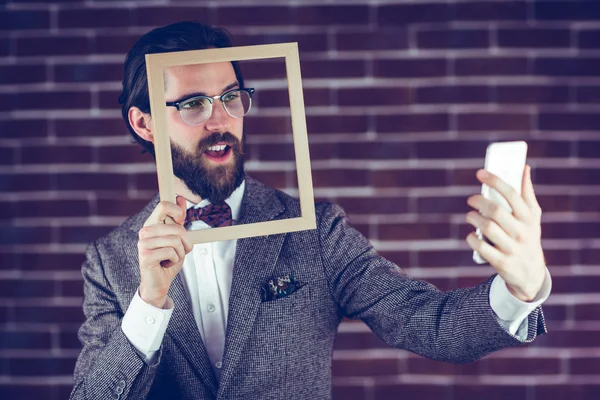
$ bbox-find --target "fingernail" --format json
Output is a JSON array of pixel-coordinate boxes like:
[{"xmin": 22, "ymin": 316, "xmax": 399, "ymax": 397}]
[{"xmin": 478, "ymin": 170, "xmax": 488, "ymax": 178}]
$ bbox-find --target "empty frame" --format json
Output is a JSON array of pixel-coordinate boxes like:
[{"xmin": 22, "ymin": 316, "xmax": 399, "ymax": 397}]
[{"xmin": 145, "ymin": 43, "xmax": 316, "ymax": 244}]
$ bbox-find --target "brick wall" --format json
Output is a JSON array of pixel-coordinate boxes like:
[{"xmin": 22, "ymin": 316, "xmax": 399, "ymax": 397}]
[{"xmin": 1, "ymin": 0, "xmax": 600, "ymax": 399}]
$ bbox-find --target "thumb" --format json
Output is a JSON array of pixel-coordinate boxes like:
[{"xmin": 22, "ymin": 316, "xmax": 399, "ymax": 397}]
[
  {"xmin": 521, "ymin": 164, "xmax": 541, "ymax": 211},
  {"xmin": 175, "ymin": 195, "xmax": 188, "ymax": 225}
]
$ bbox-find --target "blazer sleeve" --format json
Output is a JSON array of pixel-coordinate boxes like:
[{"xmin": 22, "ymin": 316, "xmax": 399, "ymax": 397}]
[
  {"xmin": 318, "ymin": 202, "xmax": 547, "ymax": 364},
  {"xmin": 70, "ymin": 240, "xmax": 160, "ymax": 400}
]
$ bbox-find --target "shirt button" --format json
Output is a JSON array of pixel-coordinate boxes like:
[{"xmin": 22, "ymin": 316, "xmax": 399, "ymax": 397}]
[
  {"xmin": 207, "ymin": 303, "xmax": 215, "ymax": 313},
  {"xmin": 215, "ymin": 361, "xmax": 222, "ymax": 369},
  {"xmin": 199, "ymin": 248, "xmax": 208, "ymax": 256},
  {"xmin": 146, "ymin": 316, "xmax": 155, "ymax": 324}
]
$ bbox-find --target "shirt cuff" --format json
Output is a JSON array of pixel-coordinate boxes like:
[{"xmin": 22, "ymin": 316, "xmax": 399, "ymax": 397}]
[
  {"xmin": 489, "ymin": 267, "xmax": 552, "ymax": 336},
  {"xmin": 122, "ymin": 289, "xmax": 174, "ymax": 357}
]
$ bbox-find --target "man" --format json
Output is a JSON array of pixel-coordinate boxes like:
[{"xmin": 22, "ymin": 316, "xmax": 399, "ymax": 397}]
[{"xmin": 70, "ymin": 21, "xmax": 551, "ymax": 400}]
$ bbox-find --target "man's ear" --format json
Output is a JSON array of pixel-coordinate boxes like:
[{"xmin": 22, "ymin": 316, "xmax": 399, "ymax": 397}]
[{"xmin": 128, "ymin": 106, "xmax": 153, "ymax": 143}]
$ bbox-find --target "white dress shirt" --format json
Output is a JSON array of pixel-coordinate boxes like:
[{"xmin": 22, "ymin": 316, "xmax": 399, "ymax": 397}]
[{"xmin": 122, "ymin": 182, "xmax": 552, "ymax": 376}]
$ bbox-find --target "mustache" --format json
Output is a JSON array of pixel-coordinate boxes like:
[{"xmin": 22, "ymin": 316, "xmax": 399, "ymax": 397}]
[{"xmin": 197, "ymin": 132, "xmax": 242, "ymax": 154}]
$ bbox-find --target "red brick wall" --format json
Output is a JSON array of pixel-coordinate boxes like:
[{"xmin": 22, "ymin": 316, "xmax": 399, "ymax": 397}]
[{"xmin": 2, "ymin": 1, "xmax": 600, "ymax": 399}]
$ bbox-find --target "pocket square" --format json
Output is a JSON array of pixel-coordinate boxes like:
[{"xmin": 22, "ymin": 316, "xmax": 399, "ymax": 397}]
[{"xmin": 260, "ymin": 274, "xmax": 301, "ymax": 302}]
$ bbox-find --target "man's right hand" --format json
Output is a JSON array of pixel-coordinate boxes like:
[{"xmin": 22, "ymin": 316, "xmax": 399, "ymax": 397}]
[{"xmin": 138, "ymin": 195, "xmax": 193, "ymax": 308}]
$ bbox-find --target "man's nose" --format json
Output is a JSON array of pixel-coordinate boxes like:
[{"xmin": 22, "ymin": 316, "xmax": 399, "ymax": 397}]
[{"xmin": 204, "ymin": 100, "xmax": 231, "ymax": 132}]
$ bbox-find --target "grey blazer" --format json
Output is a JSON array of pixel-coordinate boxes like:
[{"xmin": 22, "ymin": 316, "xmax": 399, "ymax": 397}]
[{"xmin": 70, "ymin": 175, "xmax": 547, "ymax": 400}]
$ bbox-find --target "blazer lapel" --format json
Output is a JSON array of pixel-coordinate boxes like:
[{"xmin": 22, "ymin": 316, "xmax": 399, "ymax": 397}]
[
  {"xmin": 216, "ymin": 177, "xmax": 287, "ymax": 397},
  {"xmin": 127, "ymin": 194, "xmax": 218, "ymax": 396}
]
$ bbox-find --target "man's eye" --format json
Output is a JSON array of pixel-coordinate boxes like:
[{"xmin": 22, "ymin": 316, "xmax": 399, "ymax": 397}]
[
  {"xmin": 182, "ymin": 100, "xmax": 203, "ymax": 109},
  {"xmin": 223, "ymin": 93, "xmax": 239, "ymax": 102}
]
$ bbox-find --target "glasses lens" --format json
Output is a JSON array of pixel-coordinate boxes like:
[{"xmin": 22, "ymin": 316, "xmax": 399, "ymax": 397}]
[
  {"xmin": 179, "ymin": 97, "xmax": 211, "ymax": 126},
  {"xmin": 223, "ymin": 90, "xmax": 252, "ymax": 118}
]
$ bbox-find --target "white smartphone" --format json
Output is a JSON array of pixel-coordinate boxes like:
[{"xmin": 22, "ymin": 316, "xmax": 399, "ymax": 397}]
[{"xmin": 473, "ymin": 141, "xmax": 528, "ymax": 264}]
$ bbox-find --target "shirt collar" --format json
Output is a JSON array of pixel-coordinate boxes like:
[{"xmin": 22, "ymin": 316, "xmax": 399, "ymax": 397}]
[{"xmin": 184, "ymin": 179, "xmax": 246, "ymax": 223}]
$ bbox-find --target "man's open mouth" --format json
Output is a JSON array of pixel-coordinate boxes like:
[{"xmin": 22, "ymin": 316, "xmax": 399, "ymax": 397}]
[{"xmin": 204, "ymin": 144, "xmax": 232, "ymax": 161}]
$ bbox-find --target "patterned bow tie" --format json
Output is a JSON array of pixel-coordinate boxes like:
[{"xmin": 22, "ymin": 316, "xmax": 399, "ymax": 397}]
[{"xmin": 185, "ymin": 202, "xmax": 232, "ymax": 229}]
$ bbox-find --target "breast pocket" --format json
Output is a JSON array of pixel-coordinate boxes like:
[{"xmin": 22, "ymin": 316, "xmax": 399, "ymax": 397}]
[
  {"xmin": 260, "ymin": 283, "xmax": 310, "ymax": 310},
  {"xmin": 254, "ymin": 284, "xmax": 316, "ymax": 333}
]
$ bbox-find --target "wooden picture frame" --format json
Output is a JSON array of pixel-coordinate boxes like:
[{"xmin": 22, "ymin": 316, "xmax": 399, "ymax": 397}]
[{"xmin": 145, "ymin": 43, "xmax": 316, "ymax": 244}]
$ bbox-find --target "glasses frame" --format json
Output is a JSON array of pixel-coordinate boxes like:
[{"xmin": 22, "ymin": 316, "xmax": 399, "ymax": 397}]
[
  {"xmin": 145, "ymin": 43, "xmax": 315, "ymax": 245},
  {"xmin": 166, "ymin": 88, "xmax": 256, "ymax": 126}
]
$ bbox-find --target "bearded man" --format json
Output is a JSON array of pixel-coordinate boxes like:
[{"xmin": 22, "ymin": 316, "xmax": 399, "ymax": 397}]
[{"xmin": 70, "ymin": 21, "xmax": 551, "ymax": 400}]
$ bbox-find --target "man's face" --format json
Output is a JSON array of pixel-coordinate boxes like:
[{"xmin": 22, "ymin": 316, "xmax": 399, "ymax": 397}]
[{"xmin": 163, "ymin": 62, "xmax": 245, "ymax": 204}]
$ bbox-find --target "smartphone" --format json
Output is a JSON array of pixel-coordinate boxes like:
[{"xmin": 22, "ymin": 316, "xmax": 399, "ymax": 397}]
[{"xmin": 473, "ymin": 141, "xmax": 528, "ymax": 264}]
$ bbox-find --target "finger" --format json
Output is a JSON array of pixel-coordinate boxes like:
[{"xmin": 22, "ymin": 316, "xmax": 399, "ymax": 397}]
[
  {"xmin": 176, "ymin": 195, "xmax": 188, "ymax": 227},
  {"xmin": 521, "ymin": 164, "xmax": 542, "ymax": 215},
  {"xmin": 467, "ymin": 195, "xmax": 522, "ymax": 239},
  {"xmin": 466, "ymin": 231, "xmax": 505, "ymax": 268},
  {"xmin": 144, "ymin": 247, "xmax": 179, "ymax": 268},
  {"xmin": 144, "ymin": 200, "xmax": 186, "ymax": 227},
  {"xmin": 140, "ymin": 235, "xmax": 186, "ymax": 262},
  {"xmin": 139, "ymin": 223, "xmax": 187, "ymax": 240},
  {"xmin": 465, "ymin": 211, "xmax": 515, "ymax": 254},
  {"xmin": 476, "ymin": 169, "xmax": 530, "ymax": 223}
]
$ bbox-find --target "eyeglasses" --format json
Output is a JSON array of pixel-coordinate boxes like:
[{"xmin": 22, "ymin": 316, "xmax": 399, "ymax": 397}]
[{"xmin": 166, "ymin": 88, "xmax": 255, "ymax": 126}]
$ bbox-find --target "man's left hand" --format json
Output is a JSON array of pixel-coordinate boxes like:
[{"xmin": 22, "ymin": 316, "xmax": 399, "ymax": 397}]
[{"xmin": 465, "ymin": 164, "xmax": 546, "ymax": 302}]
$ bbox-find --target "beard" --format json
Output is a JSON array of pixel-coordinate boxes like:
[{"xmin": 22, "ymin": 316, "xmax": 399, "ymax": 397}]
[{"xmin": 171, "ymin": 131, "xmax": 246, "ymax": 204}]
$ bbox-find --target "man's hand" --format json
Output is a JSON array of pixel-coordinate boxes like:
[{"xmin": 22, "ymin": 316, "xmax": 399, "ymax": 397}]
[
  {"xmin": 465, "ymin": 164, "xmax": 546, "ymax": 302},
  {"xmin": 138, "ymin": 195, "xmax": 193, "ymax": 308}
]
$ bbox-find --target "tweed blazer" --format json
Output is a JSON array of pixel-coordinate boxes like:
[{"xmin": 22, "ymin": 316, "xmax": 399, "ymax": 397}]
[{"xmin": 70, "ymin": 175, "xmax": 547, "ymax": 400}]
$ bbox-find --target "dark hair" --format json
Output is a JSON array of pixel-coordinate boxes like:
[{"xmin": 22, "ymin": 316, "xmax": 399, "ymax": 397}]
[{"xmin": 118, "ymin": 21, "xmax": 244, "ymax": 156}]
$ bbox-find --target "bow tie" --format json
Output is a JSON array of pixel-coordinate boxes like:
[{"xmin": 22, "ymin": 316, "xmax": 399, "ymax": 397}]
[{"xmin": 185, "ymin": 202, "xmax": 232, "ymax": 229}]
